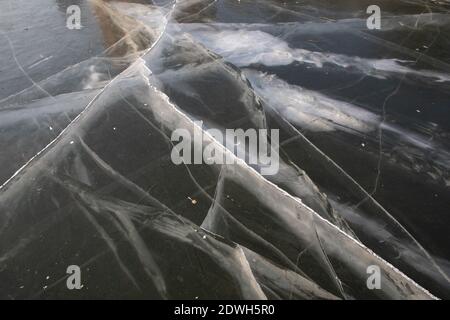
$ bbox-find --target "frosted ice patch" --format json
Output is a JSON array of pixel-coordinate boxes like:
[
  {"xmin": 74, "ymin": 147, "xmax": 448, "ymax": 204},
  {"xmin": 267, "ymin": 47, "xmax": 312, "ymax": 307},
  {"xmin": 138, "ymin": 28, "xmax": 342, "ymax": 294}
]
[
  {"xmin": 186, "ymin": 27, "xmax": 450, "ymax": 82},
  {"xmin": 243, "ymin": 70, "xmax": 379, "ymax": 133}
]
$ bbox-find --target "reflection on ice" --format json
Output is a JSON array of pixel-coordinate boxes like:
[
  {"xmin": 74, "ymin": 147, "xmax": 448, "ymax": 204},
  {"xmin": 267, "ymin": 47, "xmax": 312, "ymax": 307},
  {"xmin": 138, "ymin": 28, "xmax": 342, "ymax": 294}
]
[{"xmin": 1, "ymin": 0, "xmax": 450, "ymax": 300}]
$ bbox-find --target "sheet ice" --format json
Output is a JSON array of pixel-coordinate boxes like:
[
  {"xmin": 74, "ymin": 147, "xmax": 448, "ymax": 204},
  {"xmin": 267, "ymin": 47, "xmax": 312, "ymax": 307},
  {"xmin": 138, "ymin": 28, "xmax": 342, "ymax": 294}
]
[{"xmin": 1, "ymin": 0, "xmax": 450, "ymax": 300}]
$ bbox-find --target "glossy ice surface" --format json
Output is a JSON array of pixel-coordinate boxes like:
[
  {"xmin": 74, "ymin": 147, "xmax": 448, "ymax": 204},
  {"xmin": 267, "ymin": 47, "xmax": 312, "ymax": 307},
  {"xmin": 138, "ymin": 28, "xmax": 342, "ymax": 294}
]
[{"xmin": 1, "ymin": 0, "xmax": 450, "ymax": 299}]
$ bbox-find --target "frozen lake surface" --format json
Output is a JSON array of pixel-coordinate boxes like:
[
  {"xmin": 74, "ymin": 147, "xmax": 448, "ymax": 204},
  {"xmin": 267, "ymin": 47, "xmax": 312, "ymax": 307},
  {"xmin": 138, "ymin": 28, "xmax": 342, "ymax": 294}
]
[{"xmin": 1, "ymin": 0, "xmax": 450, "ymax": 299}]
